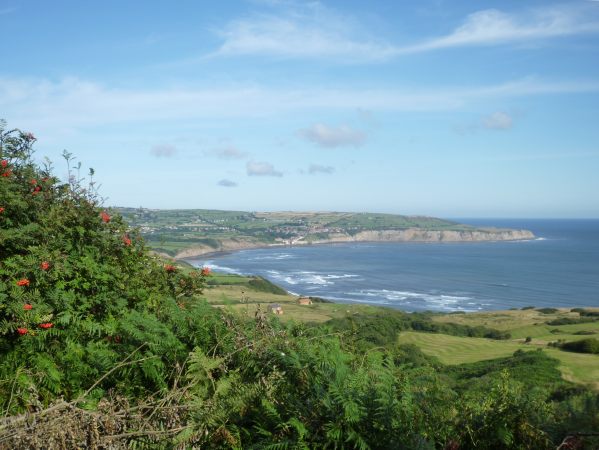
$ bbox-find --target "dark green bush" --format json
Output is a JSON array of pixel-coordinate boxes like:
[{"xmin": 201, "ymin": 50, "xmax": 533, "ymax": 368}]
[
  {"xmin": 537, "ymin": 307, "xmax": 559, "ymax": 314},
  {"xmin": 561, "ymin": 338, "xmax": 599, "ymax": 354},
  {"xmin": 546, "ymin": 317, "xmax": 595, "ymax": 326}
]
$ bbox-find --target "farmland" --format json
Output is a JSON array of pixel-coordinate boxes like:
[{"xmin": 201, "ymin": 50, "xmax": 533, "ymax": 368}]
[{"xmin": 117, "ymin": 207, "xmax": 533, "ymax": 257}]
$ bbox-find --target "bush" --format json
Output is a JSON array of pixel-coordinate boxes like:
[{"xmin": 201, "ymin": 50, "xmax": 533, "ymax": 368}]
[
  {"xmin": 0, "ymin": 123, "xmax": 208, "ymax": 410},
  {"xmin": 536, "ymin": 307, "xmax": 559, "ymax": 314},
  {"xmin": 546, "ymin": 317, "xmax": 595, "ymax": 326},
  {"xmin": 561, "ymin": 338, "xmax": 599, "ymax": 355}
]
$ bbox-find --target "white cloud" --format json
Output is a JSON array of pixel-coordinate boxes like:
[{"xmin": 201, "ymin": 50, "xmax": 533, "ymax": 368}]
[
  {"xmin": 150, "ymin": 144, "xmax": 177, "ymax": 157},
  {"xmin": 246, "ymin": 161, "xmax": 283, "ymax": 177},
  {"xmin": 299, "ymin": 123, "xmax": 366, "ymax": 148},
  {"xmin": 208, "ymin": 145, "xmax": 249, "ymax": 160},
  {"xmin": 482, "ymin": 111, "xmax": 513, "ymax": 130},
  {"xmin": 308, "ymin": 164, "xmax": 335, "ymax": 175},
  {"xmin": 218, "ymin": 179, "xmax": 238, "ymax": 187},
  {"xmin": 2, "ymin": 77, "xmax": 599, "ymax": 133},
  {"xmin": 399, "ymin": 6, "xmax": 599, "ymax": 54},
  {"xmin": 211, "ymin": 4, "xmax": 395, "ymax": 62},
  {"xmin": 210, "ymin": 4, "xmax": 599, "ymax": 61}
]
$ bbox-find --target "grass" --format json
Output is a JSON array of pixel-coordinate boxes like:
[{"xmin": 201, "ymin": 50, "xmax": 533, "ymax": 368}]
[
  {"xmin": 197, "ymin": 270, "xmax": 599, "ymax": 390},
  {"xmin": 397, "ymin": 331, "xmax": 599, "ymax": 389},
  {"xmin": 201, "ymin": 276, "xmax": 382, "ymax": 323},
  {"xmin": 397, "ymin": 331, "xmax": 530, "ymax": 364},
  {"xmin": 432, "ymin": 308, "xmax": 599, "ymax": 342}
]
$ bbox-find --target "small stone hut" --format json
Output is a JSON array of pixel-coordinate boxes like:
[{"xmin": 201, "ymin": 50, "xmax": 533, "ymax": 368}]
[
  {"xmin": 297, "ymin": 297, "xmax": 312, "ymax": 305},
  {"xmin": 268, "ymin": 303, "xmax": 284, "ymax": 315}
]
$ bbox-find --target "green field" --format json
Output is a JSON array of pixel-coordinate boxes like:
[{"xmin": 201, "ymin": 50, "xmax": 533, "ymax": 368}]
[
  {"xmin": 203, "ymin": 273, "xmax": 380, "ymax": 323},
  {"xmin": 398, "ymin": 331, "xmax": 599, "ymax": 388},
  {"xmin": 433, "ymin": 308, "xmax": 599, "ymax": 342}
]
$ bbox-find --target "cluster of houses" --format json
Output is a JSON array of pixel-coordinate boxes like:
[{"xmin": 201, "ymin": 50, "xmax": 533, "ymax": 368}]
[{"xmin": 267, "ymin": 296, "xmax": 313, "ymax": 315}]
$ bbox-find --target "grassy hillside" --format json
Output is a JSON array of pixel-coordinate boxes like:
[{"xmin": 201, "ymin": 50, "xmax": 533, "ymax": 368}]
[{"xmin": 116, "ymin": 207, "xmax": 504, "ymax": 256}]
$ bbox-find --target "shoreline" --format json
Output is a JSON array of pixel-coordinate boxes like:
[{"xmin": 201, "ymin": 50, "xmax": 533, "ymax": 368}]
[{"xmin": 178, "ymin": 229, "xmax": 535, "ymax": 261}]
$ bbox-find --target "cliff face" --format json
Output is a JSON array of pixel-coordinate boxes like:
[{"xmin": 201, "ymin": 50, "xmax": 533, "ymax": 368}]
[
  {"xmin": 175, "ymin": 228, "xmax": 535, "ymax": 259},
  {"xmin": 313, "ymin": 228, "xmax": 535, "ymax": 243}
]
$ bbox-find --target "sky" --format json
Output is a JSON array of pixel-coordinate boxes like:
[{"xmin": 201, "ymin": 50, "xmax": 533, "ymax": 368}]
[{"xmin": 1, "ymin": 0, "xmax": 599, "ymax": 218}]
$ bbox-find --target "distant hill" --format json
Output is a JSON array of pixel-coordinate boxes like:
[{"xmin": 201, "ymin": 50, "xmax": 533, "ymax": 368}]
[{"xmin": 117, "ymin": 208, "xmax": 534, "ymax": 258}]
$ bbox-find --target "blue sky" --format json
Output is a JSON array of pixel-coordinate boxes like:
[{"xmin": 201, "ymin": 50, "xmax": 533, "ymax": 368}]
[{"xmin": 1, "ymin": 0, "xmax": 599, "ymax": 218}]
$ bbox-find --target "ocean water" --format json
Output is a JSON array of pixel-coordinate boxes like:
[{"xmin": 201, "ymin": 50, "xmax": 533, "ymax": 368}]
[{"xmin": 188, "ymin": 219, "xmax": 599, "ymax": 312}]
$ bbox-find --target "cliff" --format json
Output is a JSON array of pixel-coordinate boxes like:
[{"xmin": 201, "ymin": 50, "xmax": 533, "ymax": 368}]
[{"xmin": 174, "ymin": 227, "xmax": 534, "ymax": 259}]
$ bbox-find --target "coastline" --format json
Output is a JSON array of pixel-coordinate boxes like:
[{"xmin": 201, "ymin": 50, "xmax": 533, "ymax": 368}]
[{"xmin": 177, "ymin": 228, "xmax": 535, "ymax": 260}]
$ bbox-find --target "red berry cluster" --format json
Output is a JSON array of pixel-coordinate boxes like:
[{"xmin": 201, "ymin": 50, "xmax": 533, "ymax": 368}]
[
  {"xmin": 14, "ymin": 265, "xmax": 54, "ymax": 336},
  {"xmin": 1, "ymin": 159, "xmax": 11, "ymax": 178}
]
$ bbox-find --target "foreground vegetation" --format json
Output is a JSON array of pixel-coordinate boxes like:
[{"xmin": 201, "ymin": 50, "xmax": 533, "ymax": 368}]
[{"xmin": 1, "ymin": 123, "xmax": 598, "ymax": 448}]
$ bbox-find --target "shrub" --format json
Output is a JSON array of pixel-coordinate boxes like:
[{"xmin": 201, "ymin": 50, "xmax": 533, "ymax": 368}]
[
  {"xmin": 561, "ymin": 338, "xmax": 599, "ymax": 355},
  {"xmin": 546, "ymin": 317, "xmax": 595, "ymax": 326},
  {"xmin": 0, "ymin": 123, "xmax": 208, "ymax": 411},
  {"xmin": 536, "ymin": 307, "xmax": 559, "ymax": 314}
]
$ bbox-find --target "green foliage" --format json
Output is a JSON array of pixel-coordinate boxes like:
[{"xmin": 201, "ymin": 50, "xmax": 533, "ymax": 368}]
[
  {"xmin": 0, "ymin": 123, "xmax": 208, "ymax": 411},
  {"xmin": 444, "ymin": 349, "xmax": 566, "ymax": 394},
  {"xmin": 247, "ymin": 276, "xmax": 288, "ymax": 295},
  {"xmin": 572, "ymin": 308, "xmax": 599, "ymax": 317},
  {"xmin": 326, "ymin": 310, "xmax": 510, "ymax": 352},
  {"xmin": 561, "ymin": 338, "xmax": 599, "ymax": 354},
  {"xmin": 546, "ymin": 317, "xmax": 597, "ymax": 325},
  {"xmin": 458, "ymin": 370, "xmax": 553, "ymax": 449},
  {"xmin": 536, "ymin": 307, "xmax": 560, "ymax": 314}
]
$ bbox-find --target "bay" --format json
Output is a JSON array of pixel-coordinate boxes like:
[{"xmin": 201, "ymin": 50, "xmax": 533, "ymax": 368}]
[{"xmin": 188, "ymin": 219, "xmax": 599, "ymax": 312}]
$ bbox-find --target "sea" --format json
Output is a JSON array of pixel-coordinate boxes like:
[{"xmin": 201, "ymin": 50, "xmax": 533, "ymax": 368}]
[{"xmin": 188, "ymin": 219, "xmax": 599, "ymax": 312}]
